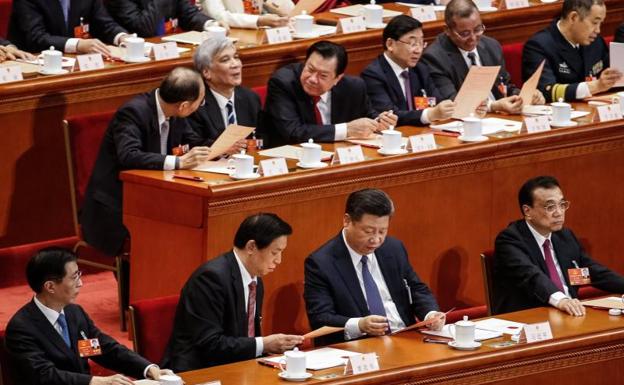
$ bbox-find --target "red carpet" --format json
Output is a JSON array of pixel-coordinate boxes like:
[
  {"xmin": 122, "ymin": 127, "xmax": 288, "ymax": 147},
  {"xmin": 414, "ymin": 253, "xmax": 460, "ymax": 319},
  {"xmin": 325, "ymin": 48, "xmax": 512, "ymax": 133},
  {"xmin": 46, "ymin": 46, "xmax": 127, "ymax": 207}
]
[{"xmin": 0, "ymin": 271, "xmax": 131, "ymax": 347}]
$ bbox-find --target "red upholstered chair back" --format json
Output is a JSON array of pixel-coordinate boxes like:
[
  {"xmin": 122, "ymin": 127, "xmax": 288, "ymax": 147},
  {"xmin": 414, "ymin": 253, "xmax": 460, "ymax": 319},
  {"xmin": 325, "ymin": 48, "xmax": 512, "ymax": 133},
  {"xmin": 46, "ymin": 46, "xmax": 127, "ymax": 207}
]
[
  {"xmin": 251, "ymin": 85, "xmax": 267, "ymax": 108},
  {"xmin": 502, "ymin": 42, "xmax": 524, "ymax": 88},
  {"xmin": 480, "ymin": 250, "xmax": 495, "ymax": 316},
  {"xmin": 0, "ymin": 329, "xmax": 13, "ymax": 385},
  {"xmin": 0, "ymin": 0, "xmax": 10, "ymax": 37},
  {"xmin": 604, "ymin": 35, "xmax": 613, "ymax": 44},
  {"xmin": 446, "ymin": 305, "xmax": 488, "ymax": 324},
  {"xmin": 129, "ymin": 295, "xmax": 180, "ymax": 364}
]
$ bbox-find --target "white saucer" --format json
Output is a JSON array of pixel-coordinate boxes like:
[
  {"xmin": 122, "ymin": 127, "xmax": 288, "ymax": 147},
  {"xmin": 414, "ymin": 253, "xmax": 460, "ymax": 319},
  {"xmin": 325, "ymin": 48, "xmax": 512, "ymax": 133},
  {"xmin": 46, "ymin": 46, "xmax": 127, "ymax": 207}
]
[
  {"xmin": 458, "ymin": 135, "xmax": 488, "ymax": 142},
  {"xmin": 550, "ymin": 120, "xmax": 578, "ymax": 128},
  {"xmin": 38, "ymin": 68, "xmax": 69, "ymax": 75},
  {"xmin": 377, "ymin": 147, "xmax": 408, "ymax": 155},
  {"xmin": 296, "ymin": 161, "xmax": 328, "ymax": 169},
  {"xmin": 230, "ymin": 172, "xmax": 261, "ymax": 180},
  {"xmin": 122, "ymin": 56, "xmax": 151, "ymax": 63},
  {"xmin": 366, "ymin": 23, "xmax": 387, "ymax": 29},
  {"xmin": 540, "ymin": 0, "xmax": 557, "ymax": 3},
  {"xmin": 278, "ymin": 371, "xmax": 313, "ymax": 382},
  {"xmin": 292, "ymin": 32, "xmax": 321, "ymax": 39},
  {"xmin": 477, "ymin": 6, "xmax": 498, "ymax": 11},
  {"xmin": 448, "ymin": 340, "xmax": 482, "ymax": 350}
]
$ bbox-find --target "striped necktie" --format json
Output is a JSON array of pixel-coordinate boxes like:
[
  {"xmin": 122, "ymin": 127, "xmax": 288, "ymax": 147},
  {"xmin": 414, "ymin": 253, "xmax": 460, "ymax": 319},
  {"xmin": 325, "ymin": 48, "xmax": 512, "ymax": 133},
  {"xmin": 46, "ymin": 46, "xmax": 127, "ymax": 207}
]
[{"xmin": 226, "ymin": 100, "xmax": 236, "ymax": 125}]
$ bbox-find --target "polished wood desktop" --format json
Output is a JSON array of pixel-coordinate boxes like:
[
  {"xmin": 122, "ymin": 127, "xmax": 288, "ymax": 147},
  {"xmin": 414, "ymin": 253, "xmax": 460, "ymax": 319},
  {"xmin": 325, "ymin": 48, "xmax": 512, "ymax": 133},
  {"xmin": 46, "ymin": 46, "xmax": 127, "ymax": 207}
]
[
  {"xmin": 121, "ymin": 105, "xmax": 624, "ymax": 335},
  {"xmin": 178, "ymin": 306, "xmax": 624, "ymax": 385},
  {"xmin": 1, "ymin": 0, "xmax": 623, "ymax": 247}
]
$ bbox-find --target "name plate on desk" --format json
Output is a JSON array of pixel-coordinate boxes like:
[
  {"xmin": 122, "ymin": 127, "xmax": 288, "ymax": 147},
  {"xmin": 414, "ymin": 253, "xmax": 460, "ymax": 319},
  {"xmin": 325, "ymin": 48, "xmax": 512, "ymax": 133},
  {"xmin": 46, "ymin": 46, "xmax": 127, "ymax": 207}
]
[
  {"xmin": 0, "ymin": 65, "xmax": 23, "ymax": 83},
  {"xmin": 505, "ymin": 0, "xmax": 529, "ymax": 9},
  {"xmin": 152, "ymin": 42, "xmax": 180, "ymax": 61},
  {"xmin": 410, "ymin": 6, "xmax": 437, "ymax": 22},
  {"xmin": 260, "ymin": 157, "xmax": 289, "ymax": 176},
  {"xmin": 77, "ymin": 53, "xmax": 104, "ymax": 71},
  {"xmin": 338, "ymin": 17, "xmax": 366, "ymax": 34},
  {"xmin": 265, "ymin": 27, "xmax": 293, "ymax": 44},
  {"xmin": 335, "ymin": 145, "xmax": 364, "ymax": 164},
  {"xmin": 524, "ymin": 115, "xmax": 551, "ymax": 133},
  {"xmin": 409, "ymin": 133, "xmax": 436, "ymax": 153},
  {"xmin": 348, "ymin": 353, "xmax": 379, "ymax": 375},
  {"xmin": 596, "ymin": 103, "xmax": 623, "ymax": 122},
  {"xmin": 522, "ymin": 321, "xmax": 553, "ymax": 344}
]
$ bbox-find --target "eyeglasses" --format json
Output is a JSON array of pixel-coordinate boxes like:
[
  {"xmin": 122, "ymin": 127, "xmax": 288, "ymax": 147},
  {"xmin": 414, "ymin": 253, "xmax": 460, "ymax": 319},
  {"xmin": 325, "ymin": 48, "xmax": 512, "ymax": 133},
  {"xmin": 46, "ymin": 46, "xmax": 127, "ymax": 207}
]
[
  {"xmin": 395, "ymin": 39, "xmax": 427, "ymax": 50},
  {"xmin": 70, "ymin": 270, "xmax": 83, "ymax": 283},
  {"xmin": 450, "ymin": 24, "xmax": 486, "ymax": 39},
  {"xmin": 542, "ymin": 200, "xmax": 571, "ymax": 213}
]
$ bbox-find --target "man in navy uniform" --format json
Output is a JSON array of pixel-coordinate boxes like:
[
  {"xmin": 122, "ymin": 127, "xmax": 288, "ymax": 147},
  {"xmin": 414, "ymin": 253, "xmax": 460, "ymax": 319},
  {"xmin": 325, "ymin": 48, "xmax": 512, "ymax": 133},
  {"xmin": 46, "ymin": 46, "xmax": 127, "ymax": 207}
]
[{"xmin": 522, "ymin": 0, "xmax": 622, "ymax": 102}]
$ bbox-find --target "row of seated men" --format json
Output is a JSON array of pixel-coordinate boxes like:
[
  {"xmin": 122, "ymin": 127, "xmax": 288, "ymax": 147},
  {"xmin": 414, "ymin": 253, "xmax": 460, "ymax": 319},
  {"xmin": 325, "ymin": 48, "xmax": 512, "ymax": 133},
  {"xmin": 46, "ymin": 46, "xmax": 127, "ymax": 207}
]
[{"xmin": 5, "ymin": 177, "xmax": 624, "ymax": 384}]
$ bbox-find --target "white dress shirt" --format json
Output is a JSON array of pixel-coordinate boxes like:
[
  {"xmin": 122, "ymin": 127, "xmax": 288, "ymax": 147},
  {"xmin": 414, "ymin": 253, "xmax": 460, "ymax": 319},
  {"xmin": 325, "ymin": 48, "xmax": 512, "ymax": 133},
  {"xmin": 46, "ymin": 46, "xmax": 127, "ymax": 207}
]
[
  {"xmin": 211, "ymin": 88, "xmax": 236, "ymax": 126},
  {"xmin": 233, "ymin": 249, "xmax": 264, "ymax": 356},
  {"xmin": 198, "ymin": 0, "xmax": 294, "ymax": 29},
  {"xmin": 383, "ymin": 53, "xmax": 431, "ymax": 124},
  {"xmin": 155, "ymin": 89, "xmax": 177, "ymax": 171},
  {"xmin": 525, "ymin": 221, "xmax": 570, "ymax": 306},
  {"xmin": 556, "ymin": 21, "xmax": 591, "ymax": 99},
  {"xmin": 315, "ymin": 91, "xmax": 347, "ymax": 141}
]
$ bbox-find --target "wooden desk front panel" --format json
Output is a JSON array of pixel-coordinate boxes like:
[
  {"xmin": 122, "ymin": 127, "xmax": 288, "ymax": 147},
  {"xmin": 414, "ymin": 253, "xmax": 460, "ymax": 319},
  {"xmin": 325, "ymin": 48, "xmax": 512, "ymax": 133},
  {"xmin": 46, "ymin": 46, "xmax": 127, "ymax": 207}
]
[{"xmin": 124, "ymin": 122, "xmax": 624, "ymax": 335}]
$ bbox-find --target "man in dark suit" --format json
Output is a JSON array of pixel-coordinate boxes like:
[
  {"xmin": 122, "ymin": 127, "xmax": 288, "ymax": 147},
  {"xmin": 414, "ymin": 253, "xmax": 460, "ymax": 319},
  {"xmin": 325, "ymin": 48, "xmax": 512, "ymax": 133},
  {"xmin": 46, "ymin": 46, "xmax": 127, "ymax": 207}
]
[
  {"xmin": 422, "ymin": 0, "xmax": 544, "ymax": 114},
  {"xmin": 106, "ymin": 0, "xmax": 217, "ymax": 38},
  {"xmin": 616, "ymin": 22, "xmax": 624, "ymax": 42},
  {"xmin": 523, "ymin": 0, "xmax": 622, "ymax": 102},
  {"xmin": 493, "ymin": 176, "xmax": 624, "ymax": 316},
  {"xmin": 189, "ymin": 36, "xmax": 260, "ymax": 153},
  {"xmin": 8, "ymin": 0, "xmax": 129, "ymax": 55},
  {"xmin": 0, "ymin": 37, "xmax": 34, "ymax": 62},
  {"xmin": 304, "ymin": 189, "xmax": 444, "ymax": 345},
  {"xmin": 5, "ymin": 247, "xmax": 172, "ymax": 385},
  {"xmin": 162, "ymin": 213, "xmax": 304, "ymax": 371},
  {"xmin": 362, "ymin": 15, "xmax": 455, "ymax": 127},
  {"xmin": 261, "ymin": 40, "xmax": 397, "ymax": 148},
  {"xmin": 80, "ymin": 67, "xmax": 211, "ymax": 257}
]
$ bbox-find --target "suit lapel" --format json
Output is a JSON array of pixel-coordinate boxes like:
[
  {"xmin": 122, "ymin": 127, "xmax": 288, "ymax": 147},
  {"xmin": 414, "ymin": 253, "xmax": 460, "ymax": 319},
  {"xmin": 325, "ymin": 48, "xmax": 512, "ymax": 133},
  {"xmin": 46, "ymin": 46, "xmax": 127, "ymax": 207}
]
[
  {"xmin": 293, "ymin": 65, "xmax": 316, "ymax": 124},
  {"xmin": 205, "ymin": 90, "xmax": 226, "ymax": 133},
  {"xmin": 374, "ymin": 248, "xmax": 403, "ymax": 308},
  {"xmin": 332, "ymin": 236, "xmax": 369, "ymax": 315},
  {"xmin": 442, "ymin": 35, "xmax": 469, "ymax": 87},
  {"xmin": 518, "ymin": 221, "xmax": 549, "ymax": 274},
  {"xmin": 551, "ymin": 232, "xmax": 573, "ymax": 287},
  {"xmin": 26, "ymin": 301, "xmax": 80, "ymax": 366},
  {"xmin": 379, "ymin": 56, "xmax": 407, "ymax": 108},
  {"xmin": 234, "ymin": 87, "xmax": 250, "ymax": 126},
  {"xmin": 226, "ymin": 252, "xmax": 247, "ymax": 337},
  {"xmin": 147, "ymin": 92, "xmax": 163, "ymax": 154},
  {"xmin": 552, "ymin": 25, "xmax": 584, "ymax": 79}
]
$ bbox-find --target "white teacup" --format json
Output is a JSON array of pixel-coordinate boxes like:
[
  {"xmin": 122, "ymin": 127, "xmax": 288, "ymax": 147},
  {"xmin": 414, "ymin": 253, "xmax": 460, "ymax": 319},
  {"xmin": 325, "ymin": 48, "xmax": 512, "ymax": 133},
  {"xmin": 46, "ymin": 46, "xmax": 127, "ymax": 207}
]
[
  {"xmin": 120, "ymin": 37, "xmax": 145, "ymax": 60},
  {"xmin": 462, "ymin": 117, "xmax": 482, "ymax": 138},
  {"xmin": 551, "ymin": 100, "xmax": 572, "ymax": 125},
  {"xmin": 39, "ymin": 46, "xmax": 62, "ymax": 73},
  {"xmin": 229, "ymin": 152, "xmax": 255, "ymax": 177},
  {"xmin": 159, "ymin": 374, "xmax": 183, "ymax": 385},
  {"xmin": 206, "ymin": 25, "xmax": 227, "ymax": 39},
  {"xmin": 279, "ymin": 347, "xmax": 306, "ymax": 377},
  {"xmin": 293, "ymin": 11, "xmax": 314, "ymax": 35},
  {"xmin": 363, "ymin": 2, "xmax": 383, "ymax": 27},
  {"xmin": 300, "ymin": 139, "xmax": 322, "ymax": 165},
  {"xmin": 381, "ymin": 128, "xmax": 402, "ymax": 152},
  {"xmin": 449, "ymin": 315, "xmax": 476, "ymax": 347}
]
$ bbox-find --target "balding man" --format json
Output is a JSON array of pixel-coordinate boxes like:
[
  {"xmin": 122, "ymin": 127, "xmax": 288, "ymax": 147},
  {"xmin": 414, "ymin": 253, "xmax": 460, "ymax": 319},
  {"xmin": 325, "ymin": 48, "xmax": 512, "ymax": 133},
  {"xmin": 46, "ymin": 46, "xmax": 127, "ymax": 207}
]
[{"xmin": 80, "ymin": 67, "xmax": 211, "ymax": 257}]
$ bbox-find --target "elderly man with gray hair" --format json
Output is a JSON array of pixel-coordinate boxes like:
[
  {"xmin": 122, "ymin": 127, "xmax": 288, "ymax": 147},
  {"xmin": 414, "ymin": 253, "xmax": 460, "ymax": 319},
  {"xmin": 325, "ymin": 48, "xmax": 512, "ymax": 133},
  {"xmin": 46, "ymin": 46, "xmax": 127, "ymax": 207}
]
[{"xmin": 188, "ymin": 36, "xmax": 262, "ymax": 154}]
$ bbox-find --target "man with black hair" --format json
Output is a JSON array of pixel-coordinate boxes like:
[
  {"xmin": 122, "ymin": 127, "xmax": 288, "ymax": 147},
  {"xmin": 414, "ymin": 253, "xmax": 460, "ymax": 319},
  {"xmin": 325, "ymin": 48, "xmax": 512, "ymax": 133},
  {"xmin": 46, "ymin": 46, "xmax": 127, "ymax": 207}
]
[
  {"xmin": 304, "ymin": 189, "xmax": 443, "ymax": 345},
  {"xmin": 261, "ymin": 40, "xmax": 398, "ymax": 148},
  {"xmin": 162, "ymin": 213, "xmax": 303, "ymax": 371},
  {"xmin": 5, "ymin": 248, "xmax": 172, "ymax": 385},
  {"xmin": 523, "ymin": 0, "xmax": 622, "ymax": 102},
  {"xmin": 362, "ymin": 15, "xmax": 455, "ymax": 126},
  {"xmin": 492, "ymin": 176, "xmax": 624, "ymax": 316},
  {"xmin": 80, "ymin": 67, "xmax": 211, "ymax": 257}
]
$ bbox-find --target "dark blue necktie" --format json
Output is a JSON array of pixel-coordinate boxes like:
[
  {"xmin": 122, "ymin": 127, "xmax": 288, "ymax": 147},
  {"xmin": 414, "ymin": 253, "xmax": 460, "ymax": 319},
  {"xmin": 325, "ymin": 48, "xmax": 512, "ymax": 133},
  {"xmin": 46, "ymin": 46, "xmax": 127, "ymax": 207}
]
[
  {"xmin": 57, "ymin": 313, "xmax": 71, "ymax": 347},
  {"xmin": 361, "ymin": 255, "xmax": 387, "ymax": 317},
  {"xmin": 226, "ymin": 100, "xmax": 236, "ymax": 125},
  {"xmin": 59, "ymin": 0, "xmax": 70, "ymax": 28}
]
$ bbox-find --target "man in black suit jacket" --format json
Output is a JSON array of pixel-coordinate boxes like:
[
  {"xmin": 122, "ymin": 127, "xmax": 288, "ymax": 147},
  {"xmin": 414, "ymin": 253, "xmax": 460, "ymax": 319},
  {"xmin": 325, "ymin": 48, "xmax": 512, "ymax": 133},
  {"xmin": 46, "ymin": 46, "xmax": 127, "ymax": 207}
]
[
  {"xmin": 5, "ymin": 248, "xmax": 172, "ymax": 385},
  {"xmin": 304, "ymin": 189, "xmax": 443, "ymax": 345},
  {"xmin": 162, "ymin": 213, "xmax": 303, "ymax": 371},
  {"xmin": 0, "ymin": 37, "xmax": 34, "ymax": 62},
  {"xmin": 189, "ymin": 36, "xmax": 261, "ymax": 152},
  {"xmin": 523, "ymin": 0, "xmax": 622, "ymax": 102},
  {"xmin": 421, "ymin": 0, "xmax": 544, "ymax": 114},
  {"xmin": 80, "ymin": 67, "xmax": 211, "ymax": 257},
  {"xmin": 362, "ymin": 15, "xmax": 455, "ymax": 127},
  {"xmin": 106, "ymin": 0, "xmax": 217, "ymax": 38},
  {"xmin": 616, "ymin": 22, "xmax": 624, "ymax": 42},
  {"xmin": 493, "ymin": 176, "xmax": 624, "ymax": 316},
  {"xmin": 8, "ymin": 0, "xmax": 129, "ymax": 55},
  {"xmin": 261, "ymin": 40, "xmax": 397, "ymax": 148}
]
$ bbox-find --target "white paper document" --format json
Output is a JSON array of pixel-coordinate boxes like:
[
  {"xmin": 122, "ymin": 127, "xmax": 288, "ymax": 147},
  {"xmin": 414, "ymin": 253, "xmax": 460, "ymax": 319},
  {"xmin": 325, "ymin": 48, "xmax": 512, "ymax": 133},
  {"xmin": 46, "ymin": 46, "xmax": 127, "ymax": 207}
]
[
  {"xmin": 610, "ymin": 42, "xmax": 624, "ymax": 87},
  {"xmin": 262, "ymin": 347, "xmax": 361, "ymax": 370},
  {"xmin": 582, "ymin": 296, "xmax": 624, "ymax": 310},
  {"xmin": 452, "ymin": 66, "xmax": 501, "ymax": 119},
  {"xmin": 192, "ymin": 158, "xmax": 232, "ymax": 175},
  {"xmin": 421, "ymin": 324, "xmax": 503, "ymax": 341},
  {"xmin": 347, "ymin": 135, "xmax": 409, "ymax": 148},
  {"xmin": 330, "ymin": 4, "xmax": 402, "ymax": 18},
  {"xmin": 474, "ymin": 318, "xmax": 526, "ymax": 335},
  {"xmin": 259, "ymin": 145, "xmax": 333, "ymax": 161},
  {"xmin": 206, "ymin": 125, "xmax": 255, "ymax": 161},
  {"xmin": 431, "ymin": 117, "xmax": 522, "ymax": 135}
]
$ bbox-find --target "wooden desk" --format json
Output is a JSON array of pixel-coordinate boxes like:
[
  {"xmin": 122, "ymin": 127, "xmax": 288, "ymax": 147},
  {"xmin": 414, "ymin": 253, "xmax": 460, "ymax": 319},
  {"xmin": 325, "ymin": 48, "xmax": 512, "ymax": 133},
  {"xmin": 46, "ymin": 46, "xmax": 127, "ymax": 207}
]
[
  {"xmin": 1, "ymin": 1, "xmax": 623, "ymax": 248},
  {"xmin": 179, "ymin": 306, "xmax": 624, "ymax": 385},
  {"xmin": 121, "ymin": 107, "xmax": 624, "ymax": 335}
]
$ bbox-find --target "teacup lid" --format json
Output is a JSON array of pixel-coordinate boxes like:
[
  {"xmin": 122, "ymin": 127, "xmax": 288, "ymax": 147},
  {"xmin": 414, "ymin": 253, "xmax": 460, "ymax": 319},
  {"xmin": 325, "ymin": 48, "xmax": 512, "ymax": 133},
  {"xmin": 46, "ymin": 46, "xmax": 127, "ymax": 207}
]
[
  {"xmin": 301, "ymin": 138, "xmax": 320, "ymax": 148},
  {"xmin": 382, "ymin": 127, "xmax": 400, "ymax": 135},
  {"xmin": 455, "ymin": 315, "xmax": 475, "ymax": 327},
  {"xmin": 285, "ymin": 347, "xmax": 305, "ymax": 357}
]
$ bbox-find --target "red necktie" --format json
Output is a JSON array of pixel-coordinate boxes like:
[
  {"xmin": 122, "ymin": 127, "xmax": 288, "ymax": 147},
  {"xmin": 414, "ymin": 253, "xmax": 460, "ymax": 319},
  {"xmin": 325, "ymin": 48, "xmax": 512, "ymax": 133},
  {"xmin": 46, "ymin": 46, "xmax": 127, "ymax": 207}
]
[
  {"xmin": 247, "ymin": 281, "xmax": 257, "ymax": 337},
  {"xmin": 543, "ymin": 239, "xmax": 565, "ymax": 292},
  {"xmin": 313, "ymin": 96, "xmax": 323, "ymax": 125}
]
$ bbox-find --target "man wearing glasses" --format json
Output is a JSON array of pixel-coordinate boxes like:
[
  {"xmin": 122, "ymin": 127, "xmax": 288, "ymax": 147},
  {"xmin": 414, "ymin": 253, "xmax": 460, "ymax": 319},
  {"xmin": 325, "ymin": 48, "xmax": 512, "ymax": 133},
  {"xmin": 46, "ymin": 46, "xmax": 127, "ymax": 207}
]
[
  {"xmin": 492, "ymin": 176, "xmax": 624, "ymax": 316},
  {"xmin": 421, "ymin": 0, "xmax": 544, "ymax": 114},
  {"xmin": 361, "ymin": 15, "xmax": 455, "ymax": 126}
]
